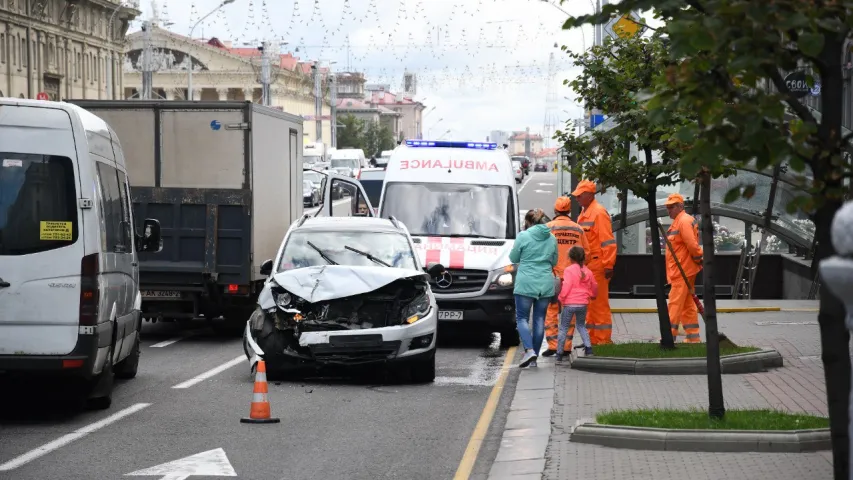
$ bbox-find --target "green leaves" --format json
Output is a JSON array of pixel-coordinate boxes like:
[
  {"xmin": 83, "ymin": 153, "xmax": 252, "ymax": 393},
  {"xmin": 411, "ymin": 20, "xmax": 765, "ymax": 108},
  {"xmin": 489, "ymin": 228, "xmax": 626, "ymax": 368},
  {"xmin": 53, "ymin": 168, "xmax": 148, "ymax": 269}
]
[
  {"xmin": 723, "ymin": 186, "xmax": 742, "ymax": 203},
  {"xmin": 797, "ymin": 32, "xmax": 825, "ymax": 57}
]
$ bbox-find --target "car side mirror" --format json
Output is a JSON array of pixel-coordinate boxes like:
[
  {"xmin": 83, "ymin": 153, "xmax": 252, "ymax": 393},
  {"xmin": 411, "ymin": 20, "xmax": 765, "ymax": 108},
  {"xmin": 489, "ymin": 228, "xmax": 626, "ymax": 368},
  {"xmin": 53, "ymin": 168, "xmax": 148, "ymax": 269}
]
[
  {"xmin": 426, "ymin": 262, "xmax": 446, "ymax": 277},
  {"xmin": 260, "ymin": 259, "xmax": 273, "ymax": 276},
  {"xmin": 136, "ymin": 219, "xmax": 163, "ymax": 253}
]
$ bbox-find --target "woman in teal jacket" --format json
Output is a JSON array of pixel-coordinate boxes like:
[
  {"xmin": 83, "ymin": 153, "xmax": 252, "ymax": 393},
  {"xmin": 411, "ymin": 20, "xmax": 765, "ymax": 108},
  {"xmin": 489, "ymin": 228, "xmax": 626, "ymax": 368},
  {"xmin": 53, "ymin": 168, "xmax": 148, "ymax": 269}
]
[{"xmin": 509, "ymin": 209, "xmax": 558, "ymax": 368}]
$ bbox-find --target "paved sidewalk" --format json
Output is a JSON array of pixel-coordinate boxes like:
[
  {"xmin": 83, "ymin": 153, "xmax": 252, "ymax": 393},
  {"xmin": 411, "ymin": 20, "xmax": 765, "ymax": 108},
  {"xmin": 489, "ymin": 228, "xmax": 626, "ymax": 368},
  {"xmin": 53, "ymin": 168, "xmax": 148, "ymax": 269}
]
[{"xmin": 489, "ymin": 308, "xmax": 836, "ymax": 480}]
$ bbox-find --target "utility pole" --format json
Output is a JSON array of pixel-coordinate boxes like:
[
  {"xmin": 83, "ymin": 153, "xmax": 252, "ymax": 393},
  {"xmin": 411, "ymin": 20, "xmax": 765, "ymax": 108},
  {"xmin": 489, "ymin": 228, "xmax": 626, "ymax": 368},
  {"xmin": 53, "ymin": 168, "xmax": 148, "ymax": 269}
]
[
  {"xmin": 330, "ymin": 73, "xmax": 337, "ymax": 147},
  {"xmin": 140, "ymin": 20, "xmax": 153, "ymax": 100},
  {"xmin": 105, "ymin": 2, "xmax": 124, "ymax": 99},
  {"xmin": 312, "ymin": 64, "xmax": 322, "ymax": 143},
  {"xmin": 259, "ymin": 41, "xmax": 271, "ymax": 106},
  {"xmin": 524, "ymin": 126, "xmax": 531, "ymax": 157}
]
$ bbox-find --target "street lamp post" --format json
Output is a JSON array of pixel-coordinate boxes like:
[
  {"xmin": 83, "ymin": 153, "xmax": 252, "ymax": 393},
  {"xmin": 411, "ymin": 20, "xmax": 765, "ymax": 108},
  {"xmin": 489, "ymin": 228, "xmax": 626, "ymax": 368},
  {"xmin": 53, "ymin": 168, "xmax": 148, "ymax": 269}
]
[
  {"xmin": 187, "ymin": 0, "xmax": 235, "ymax": 101},
  {"xmin": 105, "ymin": 1, "xmax": 125, "ymax": 99}
]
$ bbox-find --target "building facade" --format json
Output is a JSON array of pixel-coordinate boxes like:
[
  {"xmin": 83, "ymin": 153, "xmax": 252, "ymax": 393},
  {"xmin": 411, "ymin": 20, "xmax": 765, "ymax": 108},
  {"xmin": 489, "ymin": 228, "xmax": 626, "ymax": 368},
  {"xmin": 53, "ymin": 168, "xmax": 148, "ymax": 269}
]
[
  {"xmin": 1, "ymin": 0, "xmax": 138, "ymax": 100},
  {"xmin": 489, "ymin": 130, "xmax": 510, "ymax": 146},
  {"xmin": 122, "ymin": 25, "xmax": 332, "ymax": 144},
  {"xmin": 366, "ymin": 84, "xmax": 425, "ymax": 140},
  {"xmin": 509, "ymin": 131, "xmax": 544, "ymax": 156}
]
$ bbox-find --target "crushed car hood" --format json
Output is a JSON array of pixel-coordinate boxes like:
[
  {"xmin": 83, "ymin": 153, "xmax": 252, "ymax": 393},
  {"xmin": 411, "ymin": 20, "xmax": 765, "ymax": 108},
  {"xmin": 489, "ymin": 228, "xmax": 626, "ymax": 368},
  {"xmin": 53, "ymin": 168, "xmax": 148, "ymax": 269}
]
[{"xmin": 269, "ymin": 265, "xmax": 430, "ymax": 303}]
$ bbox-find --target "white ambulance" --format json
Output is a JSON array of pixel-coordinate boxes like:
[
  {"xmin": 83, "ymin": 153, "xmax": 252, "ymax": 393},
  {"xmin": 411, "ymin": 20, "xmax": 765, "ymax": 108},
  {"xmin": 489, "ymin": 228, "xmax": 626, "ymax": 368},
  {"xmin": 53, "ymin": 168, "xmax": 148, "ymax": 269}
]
[{"xmin": 378, "ymin": 140, "xmax": 520, "ymax": 346}]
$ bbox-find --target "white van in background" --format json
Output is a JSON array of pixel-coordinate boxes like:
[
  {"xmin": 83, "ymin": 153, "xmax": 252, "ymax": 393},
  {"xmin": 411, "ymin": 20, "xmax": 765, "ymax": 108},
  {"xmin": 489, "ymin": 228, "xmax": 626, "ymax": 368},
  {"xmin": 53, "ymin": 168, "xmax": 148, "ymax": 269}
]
[
  {"xmin": 329, "ymin": 148, "xmax": 367, "ymax": 178},
  {"xmin": 304, "ymin": 142, "xmax": 331, "ymax": 171},
  {"xmin": 375, "ymin": 149, "xmax": 395, "ymax": 168},
  {"xmin": 377, "ymin": 140, "xmax": 521, "ymax": 346},
  {"xmin": 0, "ymin": 99, "xmax": 163, "ymax": 410}
]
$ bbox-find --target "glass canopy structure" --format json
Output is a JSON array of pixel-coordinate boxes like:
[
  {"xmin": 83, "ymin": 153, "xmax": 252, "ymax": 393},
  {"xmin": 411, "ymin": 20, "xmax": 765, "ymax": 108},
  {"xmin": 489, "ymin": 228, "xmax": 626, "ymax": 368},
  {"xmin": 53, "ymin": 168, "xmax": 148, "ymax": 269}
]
[{"xmin": 557, "ymin": 117, "xmax": 817, "ymax": 256}]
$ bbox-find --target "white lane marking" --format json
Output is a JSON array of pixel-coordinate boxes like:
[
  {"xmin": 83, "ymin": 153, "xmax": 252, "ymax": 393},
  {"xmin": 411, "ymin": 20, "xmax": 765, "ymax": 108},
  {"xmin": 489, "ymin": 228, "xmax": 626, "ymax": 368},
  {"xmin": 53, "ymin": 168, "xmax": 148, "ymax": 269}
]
[
  {"xmin": 517, "ymin": 173, "xmax": 536, "ymax": 193},
  {"xmin": 0, "ymin": 403, "xmax": 151, "ymax": 472},
  {"xmin": 538, "ymin": 182, "xmax": 554, "ymax": 186},
  {"xmin": 150, "ymin": 335, "xmax": 190, "ymax": 348},
  {"xmin": 172, "ymin": 355, "xmax": 245, "ymax": 389},
  {"xmin": 534, "ymin": 189, "xmax": 553, "ymax": 194},
  {"xmin": 126, "ymin": 448, "xmax": 237, "ymax": 478}
]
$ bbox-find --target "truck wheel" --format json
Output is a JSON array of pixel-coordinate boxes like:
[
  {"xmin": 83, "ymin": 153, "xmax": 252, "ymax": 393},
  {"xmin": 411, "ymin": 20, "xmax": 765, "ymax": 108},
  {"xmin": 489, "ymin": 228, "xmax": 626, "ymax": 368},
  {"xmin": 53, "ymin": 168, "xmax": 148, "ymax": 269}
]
[
  {"xmin": 212, "ymin": 308, "xmax": 250, "ymax": 337},
  {"xmin": 410, "ymin": 352, "xmax": 436, "ymax": 383},
  {"xmin": 114, "ymin": 335, "xmax": 140, "ymax": 379}
]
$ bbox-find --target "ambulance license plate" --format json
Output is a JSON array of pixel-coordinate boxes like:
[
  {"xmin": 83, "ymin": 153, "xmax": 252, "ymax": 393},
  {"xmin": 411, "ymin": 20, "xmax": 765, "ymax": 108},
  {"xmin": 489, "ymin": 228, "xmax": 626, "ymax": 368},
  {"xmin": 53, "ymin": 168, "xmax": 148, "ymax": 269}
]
[{"xmin": 438, "ymin": 311, "xmax": 463, "ymax": 321}]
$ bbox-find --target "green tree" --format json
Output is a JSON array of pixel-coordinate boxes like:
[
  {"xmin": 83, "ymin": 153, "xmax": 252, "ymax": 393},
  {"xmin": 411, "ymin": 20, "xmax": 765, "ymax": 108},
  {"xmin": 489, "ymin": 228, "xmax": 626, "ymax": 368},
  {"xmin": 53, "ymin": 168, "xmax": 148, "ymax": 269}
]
[
  {"xmin": 556, "ymin": 32, "xmax": 695, "ymax": 350},
  {"xmin": 566, "ymin": 1, "xmax": 853, "ymax": 475},
  {"xmin": 337, "ymin": 114, "xmax": 366, "ymax": 150},
  {"xmin": 362, "ymin": 120, "xmax": 382, "ymax": 157},
  {"xmin": 378, "ymin": 124, "xmax": 397, "ymax": 152}
]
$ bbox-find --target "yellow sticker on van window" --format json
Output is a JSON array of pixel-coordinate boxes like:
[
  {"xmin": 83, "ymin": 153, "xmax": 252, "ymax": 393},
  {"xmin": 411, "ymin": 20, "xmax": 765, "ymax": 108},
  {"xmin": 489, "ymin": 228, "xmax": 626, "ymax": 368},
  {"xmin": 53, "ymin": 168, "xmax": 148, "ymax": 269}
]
[{"xmin": 40, "ymin": 221, "xmax": 72, "ymax": 241}]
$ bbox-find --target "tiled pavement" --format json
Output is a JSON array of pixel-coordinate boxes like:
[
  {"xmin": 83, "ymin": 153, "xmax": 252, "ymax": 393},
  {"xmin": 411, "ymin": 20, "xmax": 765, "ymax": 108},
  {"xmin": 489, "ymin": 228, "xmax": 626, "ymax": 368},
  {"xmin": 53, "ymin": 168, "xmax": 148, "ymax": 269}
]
[{"xmin": 488, "ymin": 306, "xmax": 838, "ymax": 480}]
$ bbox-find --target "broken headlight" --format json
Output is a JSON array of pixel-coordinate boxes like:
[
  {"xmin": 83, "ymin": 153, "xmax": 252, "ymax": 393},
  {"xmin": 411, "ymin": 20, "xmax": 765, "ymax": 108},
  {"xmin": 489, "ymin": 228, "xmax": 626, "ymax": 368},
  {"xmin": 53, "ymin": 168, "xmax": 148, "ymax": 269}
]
[
  {"xmin": 275, "ymin": 291, "xmax": 292, "ymax": 309},
  {"xmin": 489, "ymin": 264, "xmax": 517, "ymax": 290},
  {"xmin": 403, "ymin": 291, "xmax": 432, "ymax": 324}
]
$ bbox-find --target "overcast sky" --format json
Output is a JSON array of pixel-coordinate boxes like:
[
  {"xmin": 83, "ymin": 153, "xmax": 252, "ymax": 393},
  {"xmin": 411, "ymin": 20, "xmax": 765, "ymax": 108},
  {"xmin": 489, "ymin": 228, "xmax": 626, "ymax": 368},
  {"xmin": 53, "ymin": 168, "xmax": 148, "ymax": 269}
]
[{"xmin": 133, "ymin": 0, "xmax": 635, "ymax": 143}]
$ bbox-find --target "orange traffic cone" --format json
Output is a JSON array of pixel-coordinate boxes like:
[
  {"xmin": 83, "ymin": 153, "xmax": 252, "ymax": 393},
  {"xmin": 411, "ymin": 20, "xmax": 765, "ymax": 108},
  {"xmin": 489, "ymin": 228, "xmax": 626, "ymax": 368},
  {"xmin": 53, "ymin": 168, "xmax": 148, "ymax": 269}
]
[{"xmin": 240, "ymin": 360, "xmax": 280, "ymax": 424}]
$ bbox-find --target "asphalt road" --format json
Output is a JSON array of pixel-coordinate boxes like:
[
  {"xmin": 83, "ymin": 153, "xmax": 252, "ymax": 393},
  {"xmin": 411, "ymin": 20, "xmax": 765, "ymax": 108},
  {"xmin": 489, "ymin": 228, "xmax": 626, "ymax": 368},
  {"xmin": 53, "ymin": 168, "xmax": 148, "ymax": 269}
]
[
  {"xmin": 517, "ymin": 171, "xmax": 561, "ymax": 215},
  {"xmin": 0, "ymin": 175, "xmax": 558, "ymax": 480}
]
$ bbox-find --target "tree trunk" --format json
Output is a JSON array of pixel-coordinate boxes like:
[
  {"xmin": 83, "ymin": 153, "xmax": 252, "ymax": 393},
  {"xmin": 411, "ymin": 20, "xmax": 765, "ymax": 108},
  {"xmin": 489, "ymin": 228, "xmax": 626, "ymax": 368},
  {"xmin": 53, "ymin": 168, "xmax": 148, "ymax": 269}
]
[
  {"xmin": 700, "ymin": 170, "xmax": 725, "ymax": 419},
  {"xmin": 813, "ymin": 200, "xmax": 850, "ymax": 480},
  {"xmin": 644, "ymin": 146, "xmax": 674, "ymax": 348}
]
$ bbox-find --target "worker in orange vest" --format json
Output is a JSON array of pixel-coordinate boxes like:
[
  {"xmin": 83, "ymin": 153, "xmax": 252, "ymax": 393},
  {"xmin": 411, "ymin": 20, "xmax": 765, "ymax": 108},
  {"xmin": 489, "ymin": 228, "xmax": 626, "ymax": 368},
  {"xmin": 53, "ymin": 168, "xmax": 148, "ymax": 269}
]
[
  {"xmin": 542, "ymin": 197, "xmax": 590, "ymax": 357},
  {"xmin": 572, "ymin": 180, "xmax": 617, "ymax": 345},
  {"xmin": 663, "ymin": 193, "xmax": 703, "ymax": 343}
]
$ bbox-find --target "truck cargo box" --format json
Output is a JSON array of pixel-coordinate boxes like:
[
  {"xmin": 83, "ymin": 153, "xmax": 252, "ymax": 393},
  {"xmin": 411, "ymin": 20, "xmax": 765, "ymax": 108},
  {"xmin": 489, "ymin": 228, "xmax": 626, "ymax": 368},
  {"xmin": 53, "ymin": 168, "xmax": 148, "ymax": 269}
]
[{"xmin": 66, "ymin": 100, "xmax": 303, "ymax": 328}]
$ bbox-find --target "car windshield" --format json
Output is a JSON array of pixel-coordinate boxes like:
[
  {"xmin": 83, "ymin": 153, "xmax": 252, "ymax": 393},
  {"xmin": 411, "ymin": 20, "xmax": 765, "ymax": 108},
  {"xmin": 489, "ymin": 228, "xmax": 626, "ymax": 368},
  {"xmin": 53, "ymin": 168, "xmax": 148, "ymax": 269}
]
[
  {"xmin": 331, "ymin": 158, "xmax": 355, "ymax": 168},
  {"xmin": 360, "ymin": 180, "xmax": 383, "ymax": 207},
  {"xmin": 303, "ymin": 181, "xmax": 313, "ymax": 191},
  {"xmin": 303, "ymin": 155, "xmax": 321, "ymax": 164},
  {"xmin": 511, "ymin": 161, "xmax": 521, "ymax": 169},
  {"xmin": 381, "ymin": 182, "xmax": 516, "ymax": 239},
  {"xmin": 303, "ymin": 171, "xmax": 323, "ymax": 185},
  {"xmin": 277, "ymin": 230, "xmax": 418, "ymax": 271}
]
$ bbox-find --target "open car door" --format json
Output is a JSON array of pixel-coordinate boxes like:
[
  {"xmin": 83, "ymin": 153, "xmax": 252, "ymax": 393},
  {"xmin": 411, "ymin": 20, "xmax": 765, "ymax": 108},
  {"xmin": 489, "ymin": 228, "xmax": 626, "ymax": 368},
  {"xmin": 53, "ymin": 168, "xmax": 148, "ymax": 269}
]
[{"xmin": 315, "ymin": 172, "xmax": 376, "ymax": 218}]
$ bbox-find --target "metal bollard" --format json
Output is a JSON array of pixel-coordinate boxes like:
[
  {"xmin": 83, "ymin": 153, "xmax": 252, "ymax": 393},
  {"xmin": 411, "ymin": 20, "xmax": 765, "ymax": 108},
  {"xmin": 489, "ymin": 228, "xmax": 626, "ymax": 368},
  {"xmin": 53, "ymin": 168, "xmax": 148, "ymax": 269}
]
[{"xmin": 817, "ymin": 199, "xmax": 853, "ymax": 478}]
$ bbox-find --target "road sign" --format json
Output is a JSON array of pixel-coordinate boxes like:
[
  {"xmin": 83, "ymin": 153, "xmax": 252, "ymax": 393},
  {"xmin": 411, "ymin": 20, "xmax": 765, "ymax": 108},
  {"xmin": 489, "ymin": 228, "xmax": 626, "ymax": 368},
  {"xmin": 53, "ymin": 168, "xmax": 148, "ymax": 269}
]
[
  {"xmin": 36, "ymin": 92, "xmax": 49, "ymax": 101},
  {"xmin": 603, "ymin": 12, "xmax": 643, "ymax": 40},
  {"xmin": 210, "ymin": 120, "xmax": 221, "ymax": 131},
  {"xmin": 125, "ymin": 448, "xmax": 237, "ymax": 479}
]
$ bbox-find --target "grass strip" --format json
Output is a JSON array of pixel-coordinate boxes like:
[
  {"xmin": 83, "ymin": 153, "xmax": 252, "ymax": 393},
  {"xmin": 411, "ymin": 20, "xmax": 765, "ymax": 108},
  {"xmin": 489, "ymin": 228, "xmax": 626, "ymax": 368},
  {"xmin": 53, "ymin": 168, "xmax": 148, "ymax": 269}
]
[
  {"xmin": 592, "ymin": 342, "xmax": 759, "ymax": 359},
  {"xmin": 596, "ymin": 408, "xmax": 829, "ymax": 430}
]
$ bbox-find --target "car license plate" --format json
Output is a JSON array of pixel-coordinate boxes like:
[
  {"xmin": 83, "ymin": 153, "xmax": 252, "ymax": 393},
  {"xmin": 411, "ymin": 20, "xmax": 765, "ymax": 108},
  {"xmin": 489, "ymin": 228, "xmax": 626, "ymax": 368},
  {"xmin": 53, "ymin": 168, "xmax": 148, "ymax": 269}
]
[
  {"xmin": 142, "ymin": 290, "xmax": 182, "ymax": 299},
  {"xmin": 438, "ymin": 310, "xmax": 463, "ymax": 321}
]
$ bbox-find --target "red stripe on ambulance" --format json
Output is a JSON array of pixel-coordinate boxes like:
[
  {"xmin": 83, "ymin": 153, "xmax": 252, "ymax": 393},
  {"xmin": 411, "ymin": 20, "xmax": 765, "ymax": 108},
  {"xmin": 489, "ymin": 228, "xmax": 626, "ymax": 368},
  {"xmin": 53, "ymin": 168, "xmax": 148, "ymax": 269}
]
[
  {"xmin": 425, "ymin": 237, "xmax": 441, "ymax": 266},
  {"xmin": 448, "ymin": 238, "xmax": 465, "ymax": 269}
]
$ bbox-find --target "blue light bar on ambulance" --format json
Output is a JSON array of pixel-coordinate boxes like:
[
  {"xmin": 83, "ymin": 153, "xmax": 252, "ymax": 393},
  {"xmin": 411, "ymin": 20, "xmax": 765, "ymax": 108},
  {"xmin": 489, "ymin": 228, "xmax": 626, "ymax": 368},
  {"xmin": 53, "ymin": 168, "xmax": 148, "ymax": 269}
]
[{"xmin": 405, "ymin": 140, "xmax": 498, "ymax": 150}]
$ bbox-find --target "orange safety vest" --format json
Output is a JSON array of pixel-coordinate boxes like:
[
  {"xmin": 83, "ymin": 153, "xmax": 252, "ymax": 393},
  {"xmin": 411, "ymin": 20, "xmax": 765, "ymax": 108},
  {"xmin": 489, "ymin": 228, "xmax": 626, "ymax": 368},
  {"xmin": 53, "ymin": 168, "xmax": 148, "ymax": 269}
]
[
  {"xmin": 546, "ymin": 215, "xmax": 590, "ymax": 275},
  {"xmin": 577, "ymin": 199, "xmax": 617, "ymax": 271}
]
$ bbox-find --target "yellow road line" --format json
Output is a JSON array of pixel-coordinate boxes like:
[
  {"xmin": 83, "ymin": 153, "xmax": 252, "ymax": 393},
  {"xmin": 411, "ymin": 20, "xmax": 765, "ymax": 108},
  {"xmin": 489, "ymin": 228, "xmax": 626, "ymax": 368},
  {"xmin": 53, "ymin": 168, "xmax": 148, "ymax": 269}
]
[
  {"xmin": 781, "ymin": 308, "xmax": 820, "ymax": 312},
  {"xmin": 452, "ymin": 345, "xmax": 517, "ymax": 480},
  {"xmin": 612, "ymin": 307, "xmax": 782, "ymax": 313}
]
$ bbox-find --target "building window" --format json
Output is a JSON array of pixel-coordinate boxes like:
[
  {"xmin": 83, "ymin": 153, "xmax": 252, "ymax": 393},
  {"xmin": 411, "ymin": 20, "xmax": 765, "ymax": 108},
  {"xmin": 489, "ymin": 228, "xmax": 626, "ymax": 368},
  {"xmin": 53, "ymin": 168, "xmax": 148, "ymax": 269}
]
[
  {"xmin": 0, "ymin": 34, "xmax": 4, "ymax": 64},
  {"xmin": 20, "ymin": 37, "xmax": 26, "ymax": 67}
]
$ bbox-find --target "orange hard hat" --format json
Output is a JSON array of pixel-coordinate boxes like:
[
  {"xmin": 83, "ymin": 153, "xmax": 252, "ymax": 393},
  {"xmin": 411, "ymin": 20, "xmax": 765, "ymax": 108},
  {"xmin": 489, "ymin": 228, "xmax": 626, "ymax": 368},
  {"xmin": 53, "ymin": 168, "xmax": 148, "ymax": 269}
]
[
  {"xmin": 554, "ymin": 196, "xmax": 572, "ymax": 213},
  {"xmin": 571, "ymin": 179, "xmax": 596, "ymax": 197},
  {"xmin": 664, "ymin": 193, "xmax": 685, "ymax": 206}
]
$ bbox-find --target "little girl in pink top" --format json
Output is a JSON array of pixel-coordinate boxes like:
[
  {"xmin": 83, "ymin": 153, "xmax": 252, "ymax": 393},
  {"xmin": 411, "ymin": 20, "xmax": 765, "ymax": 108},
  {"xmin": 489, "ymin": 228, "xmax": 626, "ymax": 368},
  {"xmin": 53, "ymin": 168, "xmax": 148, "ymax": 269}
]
[{"xmin": 556, "ymin": 246, "xmax": 599, "ymax": 360}]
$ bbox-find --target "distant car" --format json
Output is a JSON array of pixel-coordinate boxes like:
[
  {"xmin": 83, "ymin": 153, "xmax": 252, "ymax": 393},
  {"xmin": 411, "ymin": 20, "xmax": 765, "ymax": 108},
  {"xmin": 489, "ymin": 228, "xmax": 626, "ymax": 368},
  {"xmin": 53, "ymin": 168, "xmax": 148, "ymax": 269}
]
[
  {"xmin": 304, "ymin": 168, "xmax": 344, "ymax": 200},
  {"xmin": 534, "ymin": 163, "xmax": 548, "ymax": 172},
  {"xmin": 243, "ymin": 216, "xmax": 443, "ymax": 382},
  {"xmin": 302, "ymin": 180, "xmax": 321, "ymax": 207},
  {"xmin": 511, "ymin": 160, "xmax": 524, "ymax": 184},
  {"xmin": 512, "ymin": 156, "xmax": 531, "ymax": 175}
]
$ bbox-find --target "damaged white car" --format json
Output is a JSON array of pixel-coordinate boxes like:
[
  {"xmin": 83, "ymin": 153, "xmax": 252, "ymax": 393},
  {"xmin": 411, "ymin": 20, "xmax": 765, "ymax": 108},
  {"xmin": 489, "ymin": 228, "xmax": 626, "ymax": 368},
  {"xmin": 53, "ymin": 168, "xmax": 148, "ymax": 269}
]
[{"xmin": 243, "ymin": 216, "xmax": 443, "ymax": 383}]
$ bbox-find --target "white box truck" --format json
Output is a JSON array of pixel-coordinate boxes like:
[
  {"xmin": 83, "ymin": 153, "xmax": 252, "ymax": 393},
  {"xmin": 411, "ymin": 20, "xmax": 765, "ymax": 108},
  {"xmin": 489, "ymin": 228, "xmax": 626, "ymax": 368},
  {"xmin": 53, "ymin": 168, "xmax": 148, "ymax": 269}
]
[{"xmin": 67, "ymin": 100, "xmax": 303, "ymax": 334}]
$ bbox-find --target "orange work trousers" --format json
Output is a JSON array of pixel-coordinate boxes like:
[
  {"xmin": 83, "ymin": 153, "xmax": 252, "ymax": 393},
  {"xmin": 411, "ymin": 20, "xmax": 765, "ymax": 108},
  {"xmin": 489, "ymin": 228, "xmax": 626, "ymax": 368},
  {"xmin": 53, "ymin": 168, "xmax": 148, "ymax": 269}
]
[
  {"xmin": 586, "ymin": 268, "xmax": 612, "ymax": 345},
  {"xmin": 668, "ymin": 275, "xmax": 701, "ymax": 343},
  {"xmin": 545, "ymin": 302, "xmax": 574, "ymax": 351}
]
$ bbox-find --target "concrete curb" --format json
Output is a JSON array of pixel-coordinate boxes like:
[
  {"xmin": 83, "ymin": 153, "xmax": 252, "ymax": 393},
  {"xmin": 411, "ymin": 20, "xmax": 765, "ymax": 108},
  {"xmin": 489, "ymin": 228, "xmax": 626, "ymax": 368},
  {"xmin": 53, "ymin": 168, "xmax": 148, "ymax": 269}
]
[
  {"xmin": 570, "ymin": 348, "xmax": 783, "ymax": 375},
  {"xmin": 612, "ymin": 307, "xmax": 781, "ymax": 313},
  {"xmin": 570, "ymin": 422, "xmax": 831, "ymax": 453}
]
